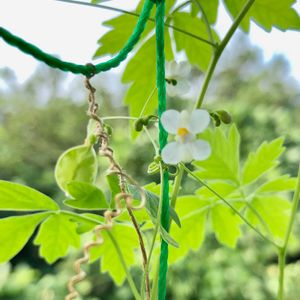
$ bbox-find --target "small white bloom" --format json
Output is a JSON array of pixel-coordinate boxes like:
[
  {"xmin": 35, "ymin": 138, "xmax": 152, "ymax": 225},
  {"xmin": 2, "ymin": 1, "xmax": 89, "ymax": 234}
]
[
  {"xmin": 165, "ymin": 61, "xmax": 191, "ymax": 98},
  {"xmin": 161, "ymin": 109, "xmax": 211, "ymax": 165}
]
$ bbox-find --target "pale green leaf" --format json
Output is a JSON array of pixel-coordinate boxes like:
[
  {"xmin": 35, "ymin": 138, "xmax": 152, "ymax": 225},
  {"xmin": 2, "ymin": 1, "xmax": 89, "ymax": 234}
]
[
  {"xmin": 0, "ymin": 180, "xmax": 59, "ymax": 211},
  {"xmin": 172, "ymin": 12, "xmax": 219, "ymax": 70},
  {"xmin": 0, "ymin": 213, "xmax": 50, "ymax": 263},
  {"xmin": 242, "ymin": 137, "xmax": 285, "ymax": 185},
  {"xmin": 106, "ymin": 173, "xmax": 121, "ymax": 208},
  {"xmin": 211, "ymin": 204, "xmax": 242, "ymax": 248},
  {"xmin": 89, "ymin": 223, "xmax": 139, "ymax": 285},
  {"xmin": 64, "ymin": 181, "xmax": 108, "ymax": 210},
  {"xmin": 224, "ymin": 0, "xmax": 300, "ymax": 32},
  {"xmin": 34, "ymin": 213, "xmax": 81, "ymax": 263},
  {"xmin": 246, "ymin": 196, "xmax": 291, "ymax": 240},
  {"xmin": 257, "ymin": 175, "xmax": 297, "ymax": 193},
  {"xmin": 55, "ymin": 145, "xmax": 98, "ymax": 194},
  {"xmin": 169, "ymin": 196, "xmax": 209, "ymax": 263},
  {"xmin": 194, "ymin": 125, "xmax": 240, "ymax": 183}
]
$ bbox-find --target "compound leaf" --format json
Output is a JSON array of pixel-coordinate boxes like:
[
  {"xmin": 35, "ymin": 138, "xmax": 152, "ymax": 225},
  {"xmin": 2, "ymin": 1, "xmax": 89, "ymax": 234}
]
[
  {"xmin": 34, "ymin": 213, "xmax": 81, "ymax": 263},
  {"xmin": 0, "ymin": 180, "xmax": 59, "ymax": 211},
  {"xmin": 89, "ymin": 223, "xmax": 139, "ymax": 285},
  {"xmin": 242, "ymin": 137, "xmax": 284, "ymax": 185},
  {"xmin": 194, "ymin": 125, "xmax": 240, "ymax": 184},
  {"xmin": 169, "ymin": 196, "xmax": 209, "ymax": 263},
  {"xmin": 0, "ymin": 213, "xmax": 50, "ymax": 263},
  {"xmin": 224, "ymin": 0, "xmax": 300, "ymax": 32}
]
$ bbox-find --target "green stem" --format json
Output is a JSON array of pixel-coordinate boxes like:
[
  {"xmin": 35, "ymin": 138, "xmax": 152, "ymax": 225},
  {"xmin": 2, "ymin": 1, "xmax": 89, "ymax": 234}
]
[
  {"xmin": 192, "ymin": 0, "xmax": 215, "ymax": 45},
  {"xmin": 278, "ymin": 248, "xmax": 286, "ymax": 300},
  {"xmin": 107, "ymin": 231, "xmax": 142, "ymax": 300},
  {"xmin": 56, "ymin": 0, "xmax": 216, "ymax": 47},
  {"xmin": 195, "ymin": 0, "xmax": 255, "ymax": 109},
  {"xmin": 182, "ymin": 164, "xmax": 279, "ymax": 248},
  {"xmin": 276, "ymin": 165, "xmax": 300, "ymax": 300},
  {"xmin": 60, "ymin": 210, "xmax": 102, "ymax": 226}
]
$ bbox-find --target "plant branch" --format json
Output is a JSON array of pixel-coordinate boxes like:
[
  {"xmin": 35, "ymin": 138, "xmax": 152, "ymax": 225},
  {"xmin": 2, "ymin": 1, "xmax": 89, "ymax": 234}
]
[
  {"xmin": 127, "ymin": 207, "xmax": 150, "ymax": 300},
  {"xmin": 277, "ymin": 164, "xmax": 300, "ymax": 300},
  {"xmin": 195, "ymin": 0, "xmax": 255, "ymax": 109},
  {"xmin": 182, "ymin": 164, "xmax": 279, "ymax": 248},
  {"xmin": 192, "ymin": 0, "xmax": 215, "ymax": 45},
  {"xmin": 55, "ymin": 0, "xmax": 216, "ymax": 47}
]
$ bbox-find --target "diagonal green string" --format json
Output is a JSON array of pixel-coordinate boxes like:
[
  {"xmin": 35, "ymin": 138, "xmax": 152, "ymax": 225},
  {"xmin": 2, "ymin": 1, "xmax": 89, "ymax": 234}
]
[
  {"xmin": 155, "ymin": 0, "xmax": 169, "ymax": 299},
  {"xmin": 0, "ymin": 0, "xmax": 154, "ymax": 78}
]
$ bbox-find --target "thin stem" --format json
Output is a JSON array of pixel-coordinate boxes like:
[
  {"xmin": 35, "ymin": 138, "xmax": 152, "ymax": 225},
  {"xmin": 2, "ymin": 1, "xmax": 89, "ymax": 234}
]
[
  {"xmin": 139, "ymin": 86, "xmax": 157, "ymax": 118},
  {"xmin": 127, "ymin": 207, "xmax": 150, "ymax": 300},
  {"xmin": 107, "ymin": 231, "xmax": 142, "ymax": 300},
  {"xmin": 144, "ymin": 127, "xmax": 160, "ymax": 154},
  {"xmin": 276, "ymin": 165, "xmax": 300, "ymax": 300},
  {"xmin": 278, "ymin": 248, "xmax": 286, "ymax": 300},
  {"xmin": 102, "ymin": 116, "xmax": 138, "ymax": 121},
  {"xmin": 55, "ymin": 0, "xmax": 216, "ymax": 47},
  {"xmin": 192, "ymin": 0, "xmax": 215, "ymax": 45},
  {"xmin": 195, "ymin": 0, "xmax": 255, "ymax": 109},
  {"xmin": 182, "ymin": 164, "xmax": 279, "ymax": 248}
]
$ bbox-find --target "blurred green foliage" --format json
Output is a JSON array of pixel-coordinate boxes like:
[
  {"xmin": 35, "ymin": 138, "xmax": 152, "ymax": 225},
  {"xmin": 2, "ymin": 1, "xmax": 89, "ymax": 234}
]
[{"xmin": 0, "ymin": 37, "xmax": 300, "ymax": 299}]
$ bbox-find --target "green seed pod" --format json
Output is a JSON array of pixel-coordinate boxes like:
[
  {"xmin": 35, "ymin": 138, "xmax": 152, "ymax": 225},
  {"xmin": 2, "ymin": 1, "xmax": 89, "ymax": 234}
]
[
  {"xmin": 210, "ymin": 112, "xmax": 221, "ymax": 127},
  {"xmin": 217, "ymin": 110, "xmax": 232, "ymax": 124},
  {"xmin": 134, "ymin": 118, "xmax": 144, "ymax": 132}
]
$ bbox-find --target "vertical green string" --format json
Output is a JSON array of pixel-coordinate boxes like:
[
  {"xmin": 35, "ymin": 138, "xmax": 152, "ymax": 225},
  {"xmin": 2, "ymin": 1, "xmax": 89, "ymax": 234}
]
[{"xmin": 155, "ymin": 0, "xmax": 169, "ymax": 299}]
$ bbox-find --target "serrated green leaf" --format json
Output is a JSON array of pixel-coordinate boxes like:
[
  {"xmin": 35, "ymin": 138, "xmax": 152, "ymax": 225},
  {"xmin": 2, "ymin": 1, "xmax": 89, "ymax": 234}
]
[
  {"xmin": 0, "ymin": 180, "xmax": 59, "ymax": 211},
  {"xmin": 34, "ymin": 213, "xmax": 81, "ymax": 263},
  {"xmin": 0, "ymin": 213, "xmax": 50, "ymax": 263},
  {"xmin": 89, "ymin": 223, "xmax": 139, "ymax": 285},
  {"xmin": 172, "ymin": 12, "xmax": 219, "ymax": 70},
  {"xmin": 257, "ymin": 175, "xmax": 297, "ymax": 193},
  {"xmin": 191, "ymin": 0, "xmax": 219, "ymax": 24},
  {"xmin": 64, "ymin": 181, "xmax": 108, "ymax": 210},
  {"xmin": 246, "ymin": 196, "xmax": 291, "ymax": 240},
  {"xmin": 211, "ymin": 204, "xmax": 242, "ymax": 248},
  {"xmin": 194, "ymin": 125, "xmax": 240, "ymax": 183},
  {"xmin": 242, "ymin": 137, "xmax": 285, "ymax": 185},
  {"xmin": 224, "ymin": 0, "xmax": 300, "ymax": 32},
  {"xmin": 55, "ymin": 145, "xmax": 98, "ymax": 194},
  {"xmin": 160, "ymin": 226, "xmax": 179, "ymax": 248},
  {"xmin": 169, "ymin": 196, "xmax": 209, "ymax": 263}
]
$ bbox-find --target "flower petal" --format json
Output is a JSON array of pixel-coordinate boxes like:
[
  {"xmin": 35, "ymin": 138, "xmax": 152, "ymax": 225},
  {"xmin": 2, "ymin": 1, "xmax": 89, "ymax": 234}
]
[
  {"xmin": 179, "ymin": 143, "xmax": 194, "ymax": 163},
  {"xmin": 187, "ymin": 109, "xmax": 210, "ymax": 134},
  {"xmin": 161, "ymin": 110, "xmax": 181, "ymax": 134},
  {"xmin": 189, "ymin": 139, "xmax": 211, "ymax": 161},
  {"xmin": 161, "ymin": 142, "xmax": 181, "ymax": 165}
]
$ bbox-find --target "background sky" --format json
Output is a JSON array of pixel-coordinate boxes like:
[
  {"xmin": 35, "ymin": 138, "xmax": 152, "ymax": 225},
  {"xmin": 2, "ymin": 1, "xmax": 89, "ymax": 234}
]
[{"xmin": 0, "ymin": 0, "xmax": 300, "ymax": 83}]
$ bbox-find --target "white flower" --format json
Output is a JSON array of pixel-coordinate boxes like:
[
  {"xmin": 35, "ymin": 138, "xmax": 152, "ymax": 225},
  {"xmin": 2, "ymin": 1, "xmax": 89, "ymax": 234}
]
[
  {"xmin": 161, "ymin": 109, "xmax": 211, "ymax": 165},
  {"xmin": 165, "ymin": 61, "xmax": 191, "ymax": 98}
]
